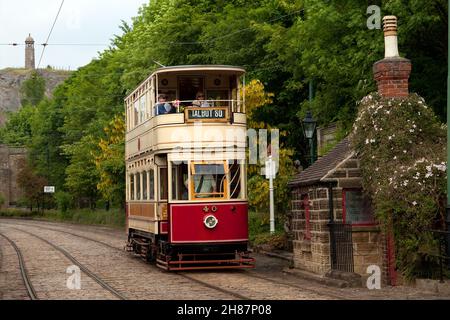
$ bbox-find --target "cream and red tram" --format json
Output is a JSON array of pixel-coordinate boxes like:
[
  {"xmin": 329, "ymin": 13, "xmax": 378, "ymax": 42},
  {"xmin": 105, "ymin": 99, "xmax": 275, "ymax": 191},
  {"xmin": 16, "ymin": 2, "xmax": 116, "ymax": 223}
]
[{"xmin": 124, "ymin": 65, "xmax": 254, "ymax": 270}]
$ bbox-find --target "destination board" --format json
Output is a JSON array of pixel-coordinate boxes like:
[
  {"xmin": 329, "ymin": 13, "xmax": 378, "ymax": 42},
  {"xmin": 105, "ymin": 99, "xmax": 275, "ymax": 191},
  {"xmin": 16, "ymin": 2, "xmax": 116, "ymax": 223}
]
[{"xmin": 185, "ymin": 107, "xmax": 229, "ymax": 123}]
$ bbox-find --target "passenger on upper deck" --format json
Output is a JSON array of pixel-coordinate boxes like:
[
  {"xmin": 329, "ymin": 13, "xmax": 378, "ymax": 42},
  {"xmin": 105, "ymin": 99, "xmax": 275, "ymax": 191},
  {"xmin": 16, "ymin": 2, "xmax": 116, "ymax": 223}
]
[
  {"xmin": 192, "ymin": 92, "xmax": 211, "ymax": 108},
  {"xmin": 155, "ymin": 94, "xmax": 176, "ymax": 115}
]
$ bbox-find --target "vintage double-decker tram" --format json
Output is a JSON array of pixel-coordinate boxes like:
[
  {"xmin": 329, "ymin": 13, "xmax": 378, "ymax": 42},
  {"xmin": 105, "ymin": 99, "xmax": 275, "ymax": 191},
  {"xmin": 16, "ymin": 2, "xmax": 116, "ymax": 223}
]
[{"xmin": 124, "ymin": 65, "xmax": 254, "ymax": 270}]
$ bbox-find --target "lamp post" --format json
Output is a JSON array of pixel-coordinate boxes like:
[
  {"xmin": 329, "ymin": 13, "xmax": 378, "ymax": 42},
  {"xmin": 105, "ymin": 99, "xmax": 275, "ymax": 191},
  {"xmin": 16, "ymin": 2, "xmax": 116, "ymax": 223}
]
[{"xmin": 303, "ymin": 111, "xmax": 317, "ymax": 166}]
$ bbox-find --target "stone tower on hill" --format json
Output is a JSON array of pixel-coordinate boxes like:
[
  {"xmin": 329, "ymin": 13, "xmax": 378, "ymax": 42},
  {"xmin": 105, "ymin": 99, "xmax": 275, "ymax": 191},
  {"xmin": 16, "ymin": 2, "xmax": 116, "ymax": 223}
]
[{"xmin": 25, "ymin": 34, "xmax": 35, "ymax": 70}]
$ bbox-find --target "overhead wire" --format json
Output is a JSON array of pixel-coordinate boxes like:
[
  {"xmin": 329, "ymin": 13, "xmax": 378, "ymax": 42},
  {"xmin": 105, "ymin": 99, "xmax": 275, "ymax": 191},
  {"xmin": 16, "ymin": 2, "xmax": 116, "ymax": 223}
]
[{"xmin": 37, "ymin": 0, "xmax": 65, "ymax": 69}]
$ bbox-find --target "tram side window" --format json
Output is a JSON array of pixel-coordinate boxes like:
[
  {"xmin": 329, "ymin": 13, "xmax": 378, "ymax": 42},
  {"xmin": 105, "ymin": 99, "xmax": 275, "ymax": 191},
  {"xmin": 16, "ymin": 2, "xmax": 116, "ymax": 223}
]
[
  {"xmin": 142, "ymin": 171, "xmax": 148, "ymax": 200},
  {"xmin": 149, "ymin": 169, "xmax": 155, "ymax": 200},
  {"xmin": 159, "ymin": 167, "xmax": 168, "ymax": 200},
  {"xmin": 140, "ymin": 96, "xmax": 146, "ymax": 123},
  {"xmin": 229, "ymin": 162, "xmax": 242, "ymax": 199},
  {"xmin": 134, "ymin": 100, "xmax": 139, "ymax": 126},
  {"xmin": 130, "ymin": 174, "xmax": 135, "ymax": 200},
  {"xmin": 171, "ymin": 162, "xmax": 189, "ymax": 201},
  {"xmin": 136, "ymin": 173, "xmax": 141, "ymax": 200},
  {"xmin": 191, "ymin": 162, "xmax": 227, "ymax": 200}
]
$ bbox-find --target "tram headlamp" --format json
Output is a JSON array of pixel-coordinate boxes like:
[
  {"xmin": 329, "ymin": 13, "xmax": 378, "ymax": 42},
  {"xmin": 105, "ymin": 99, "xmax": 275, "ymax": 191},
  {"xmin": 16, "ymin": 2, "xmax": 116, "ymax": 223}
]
[{"xmin": 204, "ymin": 215, "xmax": 218, "ymax": 229}]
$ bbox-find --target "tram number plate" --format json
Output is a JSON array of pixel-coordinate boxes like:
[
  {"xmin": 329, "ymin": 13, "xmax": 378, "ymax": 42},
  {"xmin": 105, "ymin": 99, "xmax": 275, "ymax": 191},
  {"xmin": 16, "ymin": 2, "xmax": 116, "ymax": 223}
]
[{"xmin": 185, "ymin": 107, "xmax": 228, "ymax": 122}]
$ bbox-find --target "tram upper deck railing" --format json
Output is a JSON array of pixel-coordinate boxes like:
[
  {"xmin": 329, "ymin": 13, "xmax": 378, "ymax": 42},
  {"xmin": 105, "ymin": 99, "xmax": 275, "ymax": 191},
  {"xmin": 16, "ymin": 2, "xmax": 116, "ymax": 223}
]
[{"xmin": 127, "ymin": 98, "xmax": 246, "ymax": 131}]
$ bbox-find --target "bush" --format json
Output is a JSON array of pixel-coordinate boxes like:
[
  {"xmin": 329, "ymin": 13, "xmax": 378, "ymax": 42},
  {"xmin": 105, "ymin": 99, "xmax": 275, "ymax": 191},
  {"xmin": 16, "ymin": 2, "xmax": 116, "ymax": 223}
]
[
  {"xmin": 248, "ymin": 211, "xmax": 288, "ymax": 250},
  {"xmin": 350, "ymin": 92, "xmax": 446, "ymax": 280},
  {"xmin": 55, "ymin": 191, "xmax": 73, "ymax": 213},
  {"xmin": 0, "ymin": 193, "xmax": 5, "ymax": 207}
]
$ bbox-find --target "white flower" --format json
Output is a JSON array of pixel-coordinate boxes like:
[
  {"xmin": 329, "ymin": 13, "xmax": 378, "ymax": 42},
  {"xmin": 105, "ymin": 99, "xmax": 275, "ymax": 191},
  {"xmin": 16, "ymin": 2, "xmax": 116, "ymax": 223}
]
[
  {"xmin": 409, "ymin": 129, "xmax": 415, "ymax": 133},
  {"xmin": 388, "ymin": 136, "xmax": 393, "ymax": 140},
  {"xmin": 386, "ymin": 110, "xmax": 391, "ymax": 115},
  {"xmin": 370, "ymin": 139, "xmax": 376, "ymax": 143},
  {"xmin": 412, "ymin": 201, "xmax": 417, "ymax": 206},
  {"xmin": 365, "ymin": 139, "xmax": 370, "ymax": 144},
  {"xmin": 403, "ymin": 150, "xmax": 407, "ymax": 154},
  {"xmin": 393, "ymin": 156, "xmax": 397, "ymax": 160}
]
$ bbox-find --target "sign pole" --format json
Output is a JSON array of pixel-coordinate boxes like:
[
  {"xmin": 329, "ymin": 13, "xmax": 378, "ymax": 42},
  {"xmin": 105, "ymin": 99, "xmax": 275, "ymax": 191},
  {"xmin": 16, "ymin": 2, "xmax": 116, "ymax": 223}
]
[{"xmin": 268, "ymin": 155, "xmax": 275, "ymax": 234}]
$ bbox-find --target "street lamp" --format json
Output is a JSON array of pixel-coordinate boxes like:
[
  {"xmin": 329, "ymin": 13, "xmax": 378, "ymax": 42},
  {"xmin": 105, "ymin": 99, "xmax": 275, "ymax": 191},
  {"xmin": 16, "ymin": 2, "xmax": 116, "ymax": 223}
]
[{"xmin": 302, "ymin": 111, "xmax": 317, "ymax": 166}]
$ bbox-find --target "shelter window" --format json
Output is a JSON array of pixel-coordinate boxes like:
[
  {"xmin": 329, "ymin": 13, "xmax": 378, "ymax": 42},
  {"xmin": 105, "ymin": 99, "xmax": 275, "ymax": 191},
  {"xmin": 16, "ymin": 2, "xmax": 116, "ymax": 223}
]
[{"xmin": 343, "ymin": 189, "xmax": 374, "ymax": 225}]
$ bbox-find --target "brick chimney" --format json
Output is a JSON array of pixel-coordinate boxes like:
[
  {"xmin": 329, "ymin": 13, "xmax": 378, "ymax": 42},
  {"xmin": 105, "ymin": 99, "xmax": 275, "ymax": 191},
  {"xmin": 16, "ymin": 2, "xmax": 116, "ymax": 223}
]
[{"xmin": 373, "ymin": 16, "xmax": 411, "ymax": 98}]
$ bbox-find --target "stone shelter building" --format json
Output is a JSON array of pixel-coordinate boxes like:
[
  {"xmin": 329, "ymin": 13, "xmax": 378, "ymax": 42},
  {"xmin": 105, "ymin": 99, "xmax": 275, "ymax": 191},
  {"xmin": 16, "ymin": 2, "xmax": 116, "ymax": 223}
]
[
  {"xmin": 0, "ymin": 145, "xmax": 27, "ymax": 208},
  {"xmin": 288, "ymin": 16, "xmax": 411, "ymax": 286}
]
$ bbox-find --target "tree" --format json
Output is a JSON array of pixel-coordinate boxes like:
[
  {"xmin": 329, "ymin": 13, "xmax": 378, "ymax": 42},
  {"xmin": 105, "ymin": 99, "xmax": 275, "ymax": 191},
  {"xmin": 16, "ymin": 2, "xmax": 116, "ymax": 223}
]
[
  {"xmin": 17, "ymin": 159, "xmax": 47, "ymax": 211},
  {"xmin": 20, "ymin": 71, "xmax": 46, "ymax": 107},
  {"xmin": 93, "ymin": 113, "xmax": 126, "ymax": 207}
]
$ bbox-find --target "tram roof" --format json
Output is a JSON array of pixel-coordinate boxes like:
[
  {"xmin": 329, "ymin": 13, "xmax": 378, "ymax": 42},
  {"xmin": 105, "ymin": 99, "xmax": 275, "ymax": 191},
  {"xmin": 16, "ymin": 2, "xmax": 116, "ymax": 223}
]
[
  {"xmin": 153, "ymin": 65, "xmax": 246, "ymax": 75},
  {"xmin": 126, "ymin": 65, "xmax": 246, "ymax": 101}
]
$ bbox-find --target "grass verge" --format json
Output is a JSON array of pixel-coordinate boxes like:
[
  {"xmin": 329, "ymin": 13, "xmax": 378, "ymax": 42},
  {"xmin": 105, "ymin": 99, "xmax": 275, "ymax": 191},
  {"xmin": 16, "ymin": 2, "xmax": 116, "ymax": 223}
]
[{"xmin": 0, "ymin": 208, "xmax": 125, "ymax": 228}]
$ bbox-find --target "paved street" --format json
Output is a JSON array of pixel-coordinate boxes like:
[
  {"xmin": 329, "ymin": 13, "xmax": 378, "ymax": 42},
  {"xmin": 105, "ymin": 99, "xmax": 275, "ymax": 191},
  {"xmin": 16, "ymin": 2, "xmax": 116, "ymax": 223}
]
[{"xmin": 0, "ymin": 218, "xmax": 449, "ymax": 300}]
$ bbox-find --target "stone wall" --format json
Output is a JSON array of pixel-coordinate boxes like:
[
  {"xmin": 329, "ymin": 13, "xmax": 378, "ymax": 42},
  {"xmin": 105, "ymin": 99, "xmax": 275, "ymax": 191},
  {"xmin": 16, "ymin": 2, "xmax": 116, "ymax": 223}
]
[
  {"xmin": 0, "ymin": 68, "xmax": 71, "ymax": 126},
  {"xmin": 0, "ymin": 145, "xmax": 27, "ymax": 208},
  {"xmin": 291, "ymin": 155, "xmax": 385, "ymax": 281}
]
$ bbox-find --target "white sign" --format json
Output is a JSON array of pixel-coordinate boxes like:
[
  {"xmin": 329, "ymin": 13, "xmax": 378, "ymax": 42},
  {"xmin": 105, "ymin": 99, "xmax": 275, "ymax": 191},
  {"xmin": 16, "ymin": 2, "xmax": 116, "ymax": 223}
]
[
  {"xmin": 265, "ymin": 158, "xmax": 276, "ymax": 180},
  {"xmin": 44, "ymin": 186, "xmax": 55, "ymax": 193}
]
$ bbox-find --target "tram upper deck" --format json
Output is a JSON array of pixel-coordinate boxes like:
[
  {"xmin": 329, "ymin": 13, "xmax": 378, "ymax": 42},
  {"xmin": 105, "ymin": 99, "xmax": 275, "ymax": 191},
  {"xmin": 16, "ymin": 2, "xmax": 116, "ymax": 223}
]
[{"xmin": 124, "ymin": 65, "xmax": 247, "ymax": 160}]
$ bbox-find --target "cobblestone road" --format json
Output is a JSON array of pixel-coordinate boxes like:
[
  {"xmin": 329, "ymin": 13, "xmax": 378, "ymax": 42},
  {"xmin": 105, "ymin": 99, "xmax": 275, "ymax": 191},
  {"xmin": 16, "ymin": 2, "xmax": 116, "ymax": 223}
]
[{"xmin": 0, "ymin": 218, "xmax": 449, "ymax": 300}]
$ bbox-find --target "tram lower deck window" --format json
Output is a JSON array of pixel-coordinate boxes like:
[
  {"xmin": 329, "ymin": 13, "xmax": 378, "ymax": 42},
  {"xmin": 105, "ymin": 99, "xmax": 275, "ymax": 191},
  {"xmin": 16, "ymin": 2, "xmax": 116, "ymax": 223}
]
[{"xmin": 191, "ymin": 162, "xmax": 227, "ymax": 200}]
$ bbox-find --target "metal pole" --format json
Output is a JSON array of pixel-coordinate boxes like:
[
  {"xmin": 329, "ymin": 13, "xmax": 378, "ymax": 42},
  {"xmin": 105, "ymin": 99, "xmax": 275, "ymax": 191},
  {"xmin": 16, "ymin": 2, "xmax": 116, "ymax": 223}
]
[
  {"xmin": 447, "ymin": 0, "xmax": 450, "ymax": 267},
  {"xmin": 309, "ymin": 138, "xmax": 314, "ymax": 165},
  {"xmin": 269, "ymin": 155, "xmax": 275, "ymax": 234}
]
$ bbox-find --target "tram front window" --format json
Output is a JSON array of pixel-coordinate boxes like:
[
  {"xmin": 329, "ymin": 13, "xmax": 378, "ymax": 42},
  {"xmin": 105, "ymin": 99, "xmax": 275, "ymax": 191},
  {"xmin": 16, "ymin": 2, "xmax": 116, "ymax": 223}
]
[{"xmin": 191, "ymin": 162, "xmax": 227, "ymax": 199}]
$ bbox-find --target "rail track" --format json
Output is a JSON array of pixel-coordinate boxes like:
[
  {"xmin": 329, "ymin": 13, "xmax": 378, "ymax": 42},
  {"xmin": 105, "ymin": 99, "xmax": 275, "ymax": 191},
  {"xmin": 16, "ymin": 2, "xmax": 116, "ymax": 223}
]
[
  {"xmin": 3, "ymin": 225, "xmax": 127, "ymax": 300},
  {"xmin": 0, "ymin": 231, "xmax": 38, "ymax": 300},
  {"xmin": 1, "ymin": 219, "xmax": 342, "ymax": 300},
  {"xmin": 2, "ymin": 221, "xmax": 250, "ymax": 299}
]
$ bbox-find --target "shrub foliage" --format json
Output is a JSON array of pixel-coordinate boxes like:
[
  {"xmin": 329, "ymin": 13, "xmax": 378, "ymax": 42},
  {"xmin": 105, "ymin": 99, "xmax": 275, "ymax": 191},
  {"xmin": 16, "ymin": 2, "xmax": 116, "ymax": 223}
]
[{"xmin": 350, "ymin": 92, "xmax": 446, "ymax": 280}]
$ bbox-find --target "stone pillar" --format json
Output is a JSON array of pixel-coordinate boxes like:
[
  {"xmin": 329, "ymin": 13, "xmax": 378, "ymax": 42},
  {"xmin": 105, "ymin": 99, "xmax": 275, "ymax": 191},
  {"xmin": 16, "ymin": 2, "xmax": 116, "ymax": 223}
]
[
  {"xmin": 373, "ymin": 16, "xmax": 411, "ymax": 98},
  {"xmin": 25, "ymin": 34, "xmax": 35, "ymax": 70}
]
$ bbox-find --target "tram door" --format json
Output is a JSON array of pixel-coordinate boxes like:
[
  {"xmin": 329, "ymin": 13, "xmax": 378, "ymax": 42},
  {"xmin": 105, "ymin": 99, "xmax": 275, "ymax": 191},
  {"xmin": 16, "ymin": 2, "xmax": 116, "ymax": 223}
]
[
  {"xmin": 178, "ymin": 76, "xmax": 204, "ymax": 104},
  {"xmin": 156, "ymin": 155, "xmax": 169, "ymax": 222}
]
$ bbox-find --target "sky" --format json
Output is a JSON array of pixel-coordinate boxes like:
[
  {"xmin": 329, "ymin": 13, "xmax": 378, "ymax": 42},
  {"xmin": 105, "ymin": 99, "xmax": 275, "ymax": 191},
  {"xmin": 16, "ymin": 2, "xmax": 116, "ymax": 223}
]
[{"xmin": 0, "ymin": 0, "xmax": 149, "ymax": 70}]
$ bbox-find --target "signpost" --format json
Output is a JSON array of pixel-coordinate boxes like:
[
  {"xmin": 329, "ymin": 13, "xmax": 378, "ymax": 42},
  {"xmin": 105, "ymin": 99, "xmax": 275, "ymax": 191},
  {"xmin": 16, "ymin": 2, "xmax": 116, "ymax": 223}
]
[
  {"xmin": 265, "ymin": 155, "xmax": 277, "ymax": 234},
  {"xmin": 44, "ymin": 186, "xmax": 55, "ymax": 193}
]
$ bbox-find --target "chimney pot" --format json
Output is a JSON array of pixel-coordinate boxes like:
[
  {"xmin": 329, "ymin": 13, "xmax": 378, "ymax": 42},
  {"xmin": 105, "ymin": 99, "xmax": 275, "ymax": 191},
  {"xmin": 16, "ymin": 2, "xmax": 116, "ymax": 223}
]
[{"xmin": 373, "ymin": 16, "xmax": 411, "ymax": 98}]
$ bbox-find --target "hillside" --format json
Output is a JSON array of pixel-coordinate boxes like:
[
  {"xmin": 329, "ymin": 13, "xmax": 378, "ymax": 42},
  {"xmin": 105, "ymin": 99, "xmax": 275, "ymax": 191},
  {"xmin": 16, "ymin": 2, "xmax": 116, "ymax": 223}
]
[{"xmin": 0, "ymin": 68, "xmax": 71, "ymax": 126}]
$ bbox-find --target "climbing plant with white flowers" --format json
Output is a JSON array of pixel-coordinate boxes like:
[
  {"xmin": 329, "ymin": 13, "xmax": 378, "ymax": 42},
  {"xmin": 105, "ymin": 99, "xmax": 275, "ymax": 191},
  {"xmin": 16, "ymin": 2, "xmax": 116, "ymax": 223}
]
[{"xmin": 350, "ymin": 92, "xmax": 447, "ymax": 280}]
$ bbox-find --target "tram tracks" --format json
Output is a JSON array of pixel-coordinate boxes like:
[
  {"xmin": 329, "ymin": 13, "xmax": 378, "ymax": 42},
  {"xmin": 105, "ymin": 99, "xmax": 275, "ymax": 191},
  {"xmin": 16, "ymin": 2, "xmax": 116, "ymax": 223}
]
[
  {"xmin": 1, "ymin": 220, "xmax": 342, "ymax": 300},
  {"xmin": 2, "ymin": 221, "xmax": 250, "ymax": 300},
  {"xmin": 0, "ymin": 232, "xmax": 38, "ymax": 300},
  {"xmin": 0, "ymin": 225, "xmax": 126, "ymax": 300}
]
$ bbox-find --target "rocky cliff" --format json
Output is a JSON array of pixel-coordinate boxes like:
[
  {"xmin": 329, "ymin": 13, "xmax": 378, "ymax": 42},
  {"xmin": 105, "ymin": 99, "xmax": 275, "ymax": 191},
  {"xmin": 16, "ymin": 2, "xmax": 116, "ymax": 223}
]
[{"xmin": 0, "ymin": 68, "xmax": 71, "ymax": 126}]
